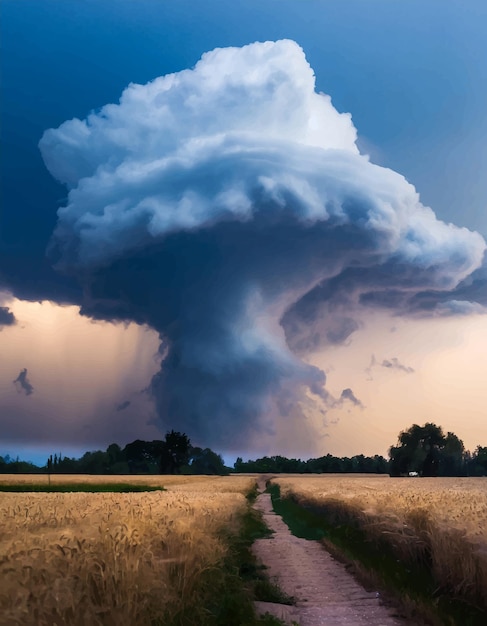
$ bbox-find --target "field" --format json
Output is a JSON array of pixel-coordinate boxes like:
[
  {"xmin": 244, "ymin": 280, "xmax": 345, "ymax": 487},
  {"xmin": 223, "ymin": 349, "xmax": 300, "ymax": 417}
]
[
  {"xmin": 3, "ymin": 473, "xmax": 487, "ymax": 625},
  {"xmin": 0, "ymin": 473, "xmax": 252, "ymax": 490},
  {"xmin": 0, "ymin": 475, "xmax": 256, "ymax": 626},
  {"xmin": 271, "ymin": 474, "xmax": 487, "ymax": 614}
]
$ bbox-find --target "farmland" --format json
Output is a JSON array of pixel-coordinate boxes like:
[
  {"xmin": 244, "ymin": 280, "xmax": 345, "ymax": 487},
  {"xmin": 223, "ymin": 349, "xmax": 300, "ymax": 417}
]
[
  {"xmin": 1, "ymin": 473, "xmax": 487, "ymax": 625},
  {"xmin": 0, "ymin": 475, "xmax": 256, "ymax": 626},
  {"xmin": 0, "ymin": 473, "xmax": 252, "ymax": 491},
  {"xmin": 270, "ymin": 475, "xmax": 487, "ymax": 618}
]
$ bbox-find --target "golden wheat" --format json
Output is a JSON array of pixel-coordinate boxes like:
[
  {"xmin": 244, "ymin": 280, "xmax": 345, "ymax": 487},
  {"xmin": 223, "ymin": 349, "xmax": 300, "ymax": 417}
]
[
  {"xmin": 0, "ymin": 475, "xmax": 255, "ymax": 626},
  {"xmin": 0, "ymin": 473, "xmax": 254, "ymax": 491},
  {"xmin": 271, "ymin": 474, "xmax": 487, "ymax": 610}
]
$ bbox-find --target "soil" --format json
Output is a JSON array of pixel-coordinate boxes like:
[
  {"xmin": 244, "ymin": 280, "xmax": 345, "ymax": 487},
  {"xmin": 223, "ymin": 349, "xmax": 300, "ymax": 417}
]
[{"xmin": 251, "ymin": 477, "xmax": 410, "ymax": 626}]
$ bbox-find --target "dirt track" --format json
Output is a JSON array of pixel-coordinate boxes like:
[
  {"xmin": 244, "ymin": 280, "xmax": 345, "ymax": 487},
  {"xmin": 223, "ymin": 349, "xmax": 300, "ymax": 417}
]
[{"xmin": 252, "ymin": 478, "xmax": 407, "ymax": 626}]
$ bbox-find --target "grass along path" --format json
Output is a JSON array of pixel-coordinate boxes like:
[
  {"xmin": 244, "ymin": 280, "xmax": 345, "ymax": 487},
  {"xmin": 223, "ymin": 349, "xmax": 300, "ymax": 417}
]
[
  {"xmin": 268, "ymin": 480, "xmax": 487, "ymax": 626},
  {"xmin": 251, "ymin": 477, "xmax": 410, "ymax": 626}
]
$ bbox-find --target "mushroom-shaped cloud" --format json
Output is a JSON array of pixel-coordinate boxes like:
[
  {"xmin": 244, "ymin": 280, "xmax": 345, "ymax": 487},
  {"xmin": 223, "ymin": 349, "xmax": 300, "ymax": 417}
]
[{"xmin": 39, "ymin": 40, "xmax": 486, "ymax": 449}]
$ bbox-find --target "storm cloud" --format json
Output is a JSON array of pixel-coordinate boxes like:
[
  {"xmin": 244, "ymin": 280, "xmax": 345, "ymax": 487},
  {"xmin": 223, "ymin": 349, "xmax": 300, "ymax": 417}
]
[{"xmin": 39, "ymin": 40, "xmax": 486, "ymax": 448}]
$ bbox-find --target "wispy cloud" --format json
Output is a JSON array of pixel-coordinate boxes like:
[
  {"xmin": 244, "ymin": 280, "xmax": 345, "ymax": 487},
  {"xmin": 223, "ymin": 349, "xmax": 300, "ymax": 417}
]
[
  {"xmin": 13, "ymin": 368, "xmax": 34, "ymax": 396},
  {"xmin": 337, "ymin": 388, "xmax": 364, "ymax": 409},
  {"xmin": 116, "ymin": 400, "xmax": 131, "ymax": 412},
  {"xmin": 381, "ymin": 357, "xmax": 415, "ymax": 374},
  {"xmin": 366, "ymin": 354, "xmax": 414, "ymax": 380}
]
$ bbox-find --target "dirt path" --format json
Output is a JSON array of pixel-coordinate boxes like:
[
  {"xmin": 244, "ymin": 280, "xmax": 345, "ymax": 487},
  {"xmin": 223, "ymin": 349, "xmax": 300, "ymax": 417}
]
[{"xmin": 252, "ymin": 478, "xmax": 407, "ymax": 626}]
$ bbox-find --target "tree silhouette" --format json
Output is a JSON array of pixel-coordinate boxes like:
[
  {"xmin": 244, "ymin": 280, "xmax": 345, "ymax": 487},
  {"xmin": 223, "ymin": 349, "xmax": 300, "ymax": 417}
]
[
  {"xmin": 158, "ymin": 431, "xmax": 191, "ymax": 474},
  {"xmin": 389, "ymin": 423, "xmax": 466, "ymax": 476},
  {"xmin": 190, "ymin": 447, "xmax": 227, "ymax": 475},
  {"xmin": 124, "ymin": 439, "xmax": 159, "ymax": 473}
]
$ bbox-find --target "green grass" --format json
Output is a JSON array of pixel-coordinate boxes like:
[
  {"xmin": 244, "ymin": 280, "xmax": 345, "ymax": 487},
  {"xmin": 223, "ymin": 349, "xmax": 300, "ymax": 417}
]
[
  {"xmin": 230, "ymin": 498, "xmax": 293, "ymax": 604},
  {"xmin": 156, "ymin": 483, "xmax": 290, "ymax": 626},
  {"xmin": 235, "ymin": 506, "xmax": 294, "ymax": 607},
  {"xmin": 0, "ymin": 483, "xmax": 165, "ymax": 492},
  {"xmin": 267, "ymin": 483, "xmax": 487, "ymax": 626},
  {"xmin": 245, "ymin": 482, "xmax": 260, "ymax": 504}
]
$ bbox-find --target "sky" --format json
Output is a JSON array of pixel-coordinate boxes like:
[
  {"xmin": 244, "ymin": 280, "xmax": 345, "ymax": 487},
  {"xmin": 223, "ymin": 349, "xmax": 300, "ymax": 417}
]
[{"xmin": 1, "ymin": 0, "xmax": 487, "ymax": 466}]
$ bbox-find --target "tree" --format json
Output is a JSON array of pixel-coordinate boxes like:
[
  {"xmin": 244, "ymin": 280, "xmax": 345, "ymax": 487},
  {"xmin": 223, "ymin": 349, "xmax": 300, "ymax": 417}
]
[
  {"xmin": 419, "ymin": 423, "xmax": 445, "ymax": 477},
  {"xmin": 234, "ymin": 457, "xmax": 245, "ymax": 472},
  {"xmin": 440, "ymin": 432, "xmax": 465, "ymax": 476},
  {"xmin": 105, "ymin": 443, "xmax": 129, "ymax": 474},
  {"xmin": 77, "ymin": 450, "xmax": 109, "ymax": 474},
  {"xmin": 106, "ymin": 443, "xmax": 123, "ymax": 465},
  {"xmin": 124, "ymin": 440, "xmax": 160, "ymax": 473},
  {"xmin": 158, "ymin": 431, "xmax": 191, "ymax": 474},
  {"xmin": 190, "ymin": 447, "xmax": 227, "ymax": 475},
  {"xmin": 389, "ymin": 423, "xmax": 466, "ymax": 477},
  {"xmin": 469, "ymin": 446, "xmax": 487, "ymax": 476}
]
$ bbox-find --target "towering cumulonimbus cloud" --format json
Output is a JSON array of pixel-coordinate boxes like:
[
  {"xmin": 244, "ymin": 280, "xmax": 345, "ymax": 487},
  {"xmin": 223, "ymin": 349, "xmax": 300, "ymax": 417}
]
[{"xmin": 39, "ymin": 40, "xmax": 486, "ymax": 448}]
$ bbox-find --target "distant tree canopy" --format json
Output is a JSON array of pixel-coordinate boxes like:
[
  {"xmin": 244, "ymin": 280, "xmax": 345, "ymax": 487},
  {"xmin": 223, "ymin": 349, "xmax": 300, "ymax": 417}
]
[
  {"xmin": 1, "ymin": 423, "xmax": 486, "ymax": 476},
  {"xmin": 160, "ymin": 430, "xmax": 191, "ymax": 474},
  {"xmin": 0, "ymin": 454, "xmax": 41, "ymax": 474},
  {"xmin": 388, "ymin": 423, "xmax": 469, "ymax": 477},
  {"xmin": 233, "ymin": 423, "xmax": 487, "ymax": 477},
  {"xmin": 233, "ymin": 453, "xmax": 389, "ymax": 474},
  {"xmin": 37, "ymin": 431, "xmax": 228, "ymax": 476},
  {"xmin": 190, "ymin": 447, "xmax": 227, "ymax": 475},
  {"xmin": 122, "ymin": 431, "xmax": 191, "ymax": 474},
  {"xmin": 471, "ymin": 446, "xmax": 487, "ymax": 476}
]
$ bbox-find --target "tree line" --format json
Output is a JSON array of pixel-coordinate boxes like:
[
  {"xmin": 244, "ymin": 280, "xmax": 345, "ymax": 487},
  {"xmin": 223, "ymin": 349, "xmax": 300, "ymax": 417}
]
[
  {"xmin": 1, "ymin": 423, "xmax": 486, "ymax": 476},
  {"xmin": 235, "ymin": 423, "xmax": 487, "ymax": 476},
  {"xmin": 1, "ymin": 431, "xmax": 228, "ymax": 476},
  {"xmin": 233, "ymin": 453, "xmax": 389, "ymax": 474}
]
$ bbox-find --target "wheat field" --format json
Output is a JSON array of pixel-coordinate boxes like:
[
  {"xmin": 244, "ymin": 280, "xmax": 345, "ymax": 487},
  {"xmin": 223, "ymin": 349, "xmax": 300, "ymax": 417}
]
[
  {"xmin": 4, "ymin": 472, "xmax": 486, "ymax": 622},
  {"xmin": 271, "ymin": 474, "xmax": 487, "ymax": 611},
  {"xmin": 0, "ymin": 473, "xmax": 252, "ymax": 490},
  {"xmin": 0, "ymin": 475, "xmax": 255, "ymax": 626}
]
